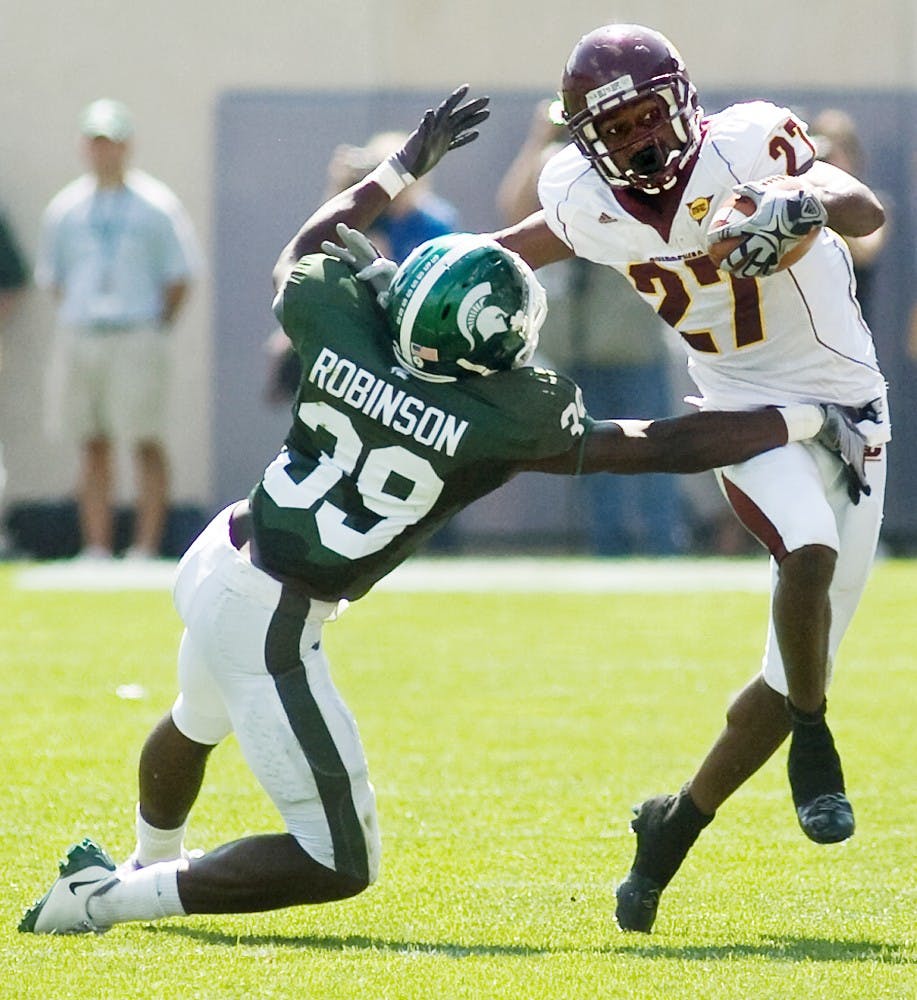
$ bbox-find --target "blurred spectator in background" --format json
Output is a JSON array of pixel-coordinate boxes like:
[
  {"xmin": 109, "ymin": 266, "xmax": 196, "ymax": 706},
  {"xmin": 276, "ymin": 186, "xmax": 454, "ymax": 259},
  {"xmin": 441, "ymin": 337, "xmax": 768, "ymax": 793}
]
[
  {"xmin": 35, "ymin": 99, "xmax": 200, "ymax": 561},
  {"xmin": 0, "ymin": 204, "xmax": 26, "ymax": 328},
  {"xmin": 324, "ymin": 130, "xmax": 459, "ymax": 264},
  {"xmin": 810, "ymin": 108, "xmax": 889, "ymax": 328},
  {"xmin": 267, "ymin": 129, "xmax": 462, "ymax": 405},
  {"xmin": 0, "ymin": 201, "xmax": 28, "ymax": 556},
  {"xmin": 497, "ymin": 99, "xmax": 687, "ymax": 555}
]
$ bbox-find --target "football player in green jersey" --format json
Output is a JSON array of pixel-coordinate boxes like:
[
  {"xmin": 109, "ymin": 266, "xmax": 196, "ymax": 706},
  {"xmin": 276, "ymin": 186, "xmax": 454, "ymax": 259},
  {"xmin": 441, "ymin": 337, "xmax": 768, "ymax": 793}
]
[{"xmin": 21, "ymin": 87, "xmax": 872, "ymax": 935}]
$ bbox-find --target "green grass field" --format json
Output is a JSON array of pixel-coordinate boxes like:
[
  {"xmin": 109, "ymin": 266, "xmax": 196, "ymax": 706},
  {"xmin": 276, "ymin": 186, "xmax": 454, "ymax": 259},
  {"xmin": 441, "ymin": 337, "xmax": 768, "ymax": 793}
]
[{"xmin": 1, "ymin": 558, "xmax": 914, "ymax": 999}]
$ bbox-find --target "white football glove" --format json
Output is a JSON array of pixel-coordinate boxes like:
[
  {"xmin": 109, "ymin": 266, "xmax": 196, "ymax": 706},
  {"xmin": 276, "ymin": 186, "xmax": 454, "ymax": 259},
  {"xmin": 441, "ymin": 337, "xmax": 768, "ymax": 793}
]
[
  {"xmin": 815, "ymin": 403, "xmax": 870, "ymax": 504},
  {"xmin": 321, "ymin": 223, "xmax": 398, "ymax": 306},
  {"xmin": 710, "ymin": 178, "xmax": 828, "ymax": 278}
]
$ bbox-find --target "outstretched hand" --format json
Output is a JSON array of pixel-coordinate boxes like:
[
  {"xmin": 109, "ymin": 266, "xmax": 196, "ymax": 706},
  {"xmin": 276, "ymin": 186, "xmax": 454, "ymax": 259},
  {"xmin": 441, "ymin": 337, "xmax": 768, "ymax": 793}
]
[
  {"xmin": 322, "ymin": 223, "xmax": 398, "ymax": 303},
  {"xmin": 816, "ymin": 403, "xmax": 871, "ymax": 504},
  {"xmin": 276, "ymin": 87, "xmax": 488, "ymax": 291},
  {"xmin": 395, "ymin": 85, "xmax": 490, "ymax": 179}
]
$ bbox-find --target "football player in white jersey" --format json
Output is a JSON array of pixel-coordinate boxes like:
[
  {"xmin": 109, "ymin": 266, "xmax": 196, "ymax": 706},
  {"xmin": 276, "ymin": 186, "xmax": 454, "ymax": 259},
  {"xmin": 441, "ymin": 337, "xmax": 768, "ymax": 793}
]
[{"xmin": 493, "ymin": 23, "xmax": 890, "ymax": 932}]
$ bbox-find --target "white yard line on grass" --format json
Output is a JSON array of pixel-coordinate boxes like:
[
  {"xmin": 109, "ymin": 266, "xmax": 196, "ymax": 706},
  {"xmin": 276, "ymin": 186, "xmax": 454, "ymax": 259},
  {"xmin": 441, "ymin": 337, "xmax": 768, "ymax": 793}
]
[
  {"xmin": 15, "ymin": 557, "xmax": 771, "ymax": 593},
  {"xmin": 16, "ymin": 560, "xmax": 180, "ymax": 592}
]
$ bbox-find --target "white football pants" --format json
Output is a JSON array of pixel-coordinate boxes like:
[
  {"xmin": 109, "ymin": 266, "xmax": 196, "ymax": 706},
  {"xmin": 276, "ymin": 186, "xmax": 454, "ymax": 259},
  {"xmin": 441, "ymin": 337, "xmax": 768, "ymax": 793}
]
[
  {"xmin": 169, "ymin": 504, "xmax": 380, "ymax": 884},
  {"xmin": 716, "ymin": 439, "xmax": 887, "ymax": 695}
]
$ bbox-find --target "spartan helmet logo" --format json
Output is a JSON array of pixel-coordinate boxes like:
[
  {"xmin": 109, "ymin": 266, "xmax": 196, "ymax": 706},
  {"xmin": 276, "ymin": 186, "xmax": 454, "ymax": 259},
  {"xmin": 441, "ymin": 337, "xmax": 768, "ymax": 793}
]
[{"xmin": 457, "ymin": 282, "xmax": 513, "ymax": 347}]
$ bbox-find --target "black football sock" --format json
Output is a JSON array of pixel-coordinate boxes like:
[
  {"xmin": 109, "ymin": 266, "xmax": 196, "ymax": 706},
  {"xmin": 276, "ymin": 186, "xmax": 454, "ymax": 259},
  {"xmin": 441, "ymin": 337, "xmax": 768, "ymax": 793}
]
[
  {"xmin": 633, "ymin": 785, "xmax": 714, "ymax": 888},
  {"xmin": 786, "ymin": 698, "xmax": 845, "ymax": 807}
]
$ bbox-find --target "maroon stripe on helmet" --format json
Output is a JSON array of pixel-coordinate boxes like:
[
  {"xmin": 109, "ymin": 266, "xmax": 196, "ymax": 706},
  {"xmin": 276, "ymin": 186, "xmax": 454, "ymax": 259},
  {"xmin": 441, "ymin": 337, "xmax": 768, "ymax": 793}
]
[{"xmin": 722, "ymin": 474, "xmax": 788, "ymax": 562}]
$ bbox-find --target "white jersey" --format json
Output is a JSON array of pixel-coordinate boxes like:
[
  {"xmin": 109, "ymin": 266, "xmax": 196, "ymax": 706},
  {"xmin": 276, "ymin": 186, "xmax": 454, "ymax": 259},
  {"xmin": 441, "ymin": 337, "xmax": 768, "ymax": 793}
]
[{"xmin": 539, "ymin": 100, "xmax": 888, "ymax": 425}]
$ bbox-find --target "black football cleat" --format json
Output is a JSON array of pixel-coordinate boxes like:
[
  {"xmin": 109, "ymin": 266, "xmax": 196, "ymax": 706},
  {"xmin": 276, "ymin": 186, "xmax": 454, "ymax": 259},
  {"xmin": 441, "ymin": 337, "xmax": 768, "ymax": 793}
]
[
  {"xmin": 614, "ymin": 790, "xmax": 712, "ymax": 933},
  {"xmin": 615, "ymin": 869, "xmax": 663, "ymax": 933},
  {"xmin": 787, "ymin": 702, "xmax": 855, "ymax": 844},
  {"xmin": 796, "ymin": 792, "xmax": 855, "ymax": 844}
]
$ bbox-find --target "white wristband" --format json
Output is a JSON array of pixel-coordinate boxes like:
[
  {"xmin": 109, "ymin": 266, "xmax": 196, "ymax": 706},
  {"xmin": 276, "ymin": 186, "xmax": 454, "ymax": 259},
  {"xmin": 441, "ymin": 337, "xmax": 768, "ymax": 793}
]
[
  {"xmin": 780, "ymin": 403, "xmax": 825, "ymax": 442},
  {"xmin": 368, "ymin": 155, "xmax": 416, "ymax": 199}
]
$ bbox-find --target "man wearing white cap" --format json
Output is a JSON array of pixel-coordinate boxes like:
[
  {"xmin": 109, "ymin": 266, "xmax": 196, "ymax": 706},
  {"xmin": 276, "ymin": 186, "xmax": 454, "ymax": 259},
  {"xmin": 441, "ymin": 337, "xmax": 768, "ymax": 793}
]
[{"xmin": 36, "ymin": 99, "xmax": 200, "ymax": 560}]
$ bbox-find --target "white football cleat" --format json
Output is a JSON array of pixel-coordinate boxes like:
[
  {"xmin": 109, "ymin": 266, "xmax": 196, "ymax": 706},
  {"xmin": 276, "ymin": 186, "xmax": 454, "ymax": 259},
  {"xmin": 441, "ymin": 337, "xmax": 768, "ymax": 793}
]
[{"xmin": 19, "ymin": 838, "xmax": 117, "ymax": 934}]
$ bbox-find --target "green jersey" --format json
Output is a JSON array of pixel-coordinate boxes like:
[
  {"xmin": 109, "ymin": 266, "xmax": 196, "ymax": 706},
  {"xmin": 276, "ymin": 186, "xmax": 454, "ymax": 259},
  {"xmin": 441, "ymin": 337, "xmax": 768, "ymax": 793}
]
[{"xmin": 251, "ymin": 254, "xmax": 593, "ymax": 600}]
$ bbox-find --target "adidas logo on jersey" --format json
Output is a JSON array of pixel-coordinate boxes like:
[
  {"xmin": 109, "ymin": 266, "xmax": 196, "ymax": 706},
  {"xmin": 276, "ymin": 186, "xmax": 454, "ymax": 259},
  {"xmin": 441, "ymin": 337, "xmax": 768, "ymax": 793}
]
[{"xmin": 598, "ymin": 212, "xmax": 617, "ymax": 224}]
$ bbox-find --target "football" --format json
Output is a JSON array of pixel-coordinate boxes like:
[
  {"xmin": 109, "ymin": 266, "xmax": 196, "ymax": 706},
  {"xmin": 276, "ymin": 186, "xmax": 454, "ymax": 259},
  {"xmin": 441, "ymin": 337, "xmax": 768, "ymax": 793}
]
[{"xmin": 706, "ymin": 176, "xmax": 822, "ymax": 273}]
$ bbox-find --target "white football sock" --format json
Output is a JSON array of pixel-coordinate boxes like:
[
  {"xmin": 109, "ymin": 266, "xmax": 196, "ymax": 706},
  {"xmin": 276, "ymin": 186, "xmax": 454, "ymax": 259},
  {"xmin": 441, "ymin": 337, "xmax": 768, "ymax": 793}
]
[
  {"xmin": 87, "ymin": 860, "xmax": 188, "ymax": 927},
  {"xmin": 133, "ymin": 804, "xmax": 188, "ymax": 865}
]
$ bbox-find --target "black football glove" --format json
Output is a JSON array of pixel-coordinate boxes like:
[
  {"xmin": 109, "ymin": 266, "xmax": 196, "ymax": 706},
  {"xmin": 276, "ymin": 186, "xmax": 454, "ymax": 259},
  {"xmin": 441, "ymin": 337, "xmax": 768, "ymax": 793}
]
[
  {"xmin": 815, "ymin": 403, "xmax": 871, "ymax": 504},
  {"xmin": 395, "ymin": 85, "xmax": 490, "ymax": 179},
  {"xmin": 321, "ymin": 223, "xmax": 397, "ymax": 305}
]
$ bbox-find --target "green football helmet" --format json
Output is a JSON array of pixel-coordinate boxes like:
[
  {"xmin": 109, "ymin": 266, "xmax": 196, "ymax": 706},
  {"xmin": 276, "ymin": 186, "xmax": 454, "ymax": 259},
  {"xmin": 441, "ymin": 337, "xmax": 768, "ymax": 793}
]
[{"xmin": 385, "ymin": 234, "xmax": 547, "ymax": 382}]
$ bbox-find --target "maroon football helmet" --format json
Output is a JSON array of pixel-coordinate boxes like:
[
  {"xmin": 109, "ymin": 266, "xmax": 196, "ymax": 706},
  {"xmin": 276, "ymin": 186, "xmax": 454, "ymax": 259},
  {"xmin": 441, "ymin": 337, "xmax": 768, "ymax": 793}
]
[{"xmin": 561, "ymin": 23, "xmax": 702, "ymax": 193}]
